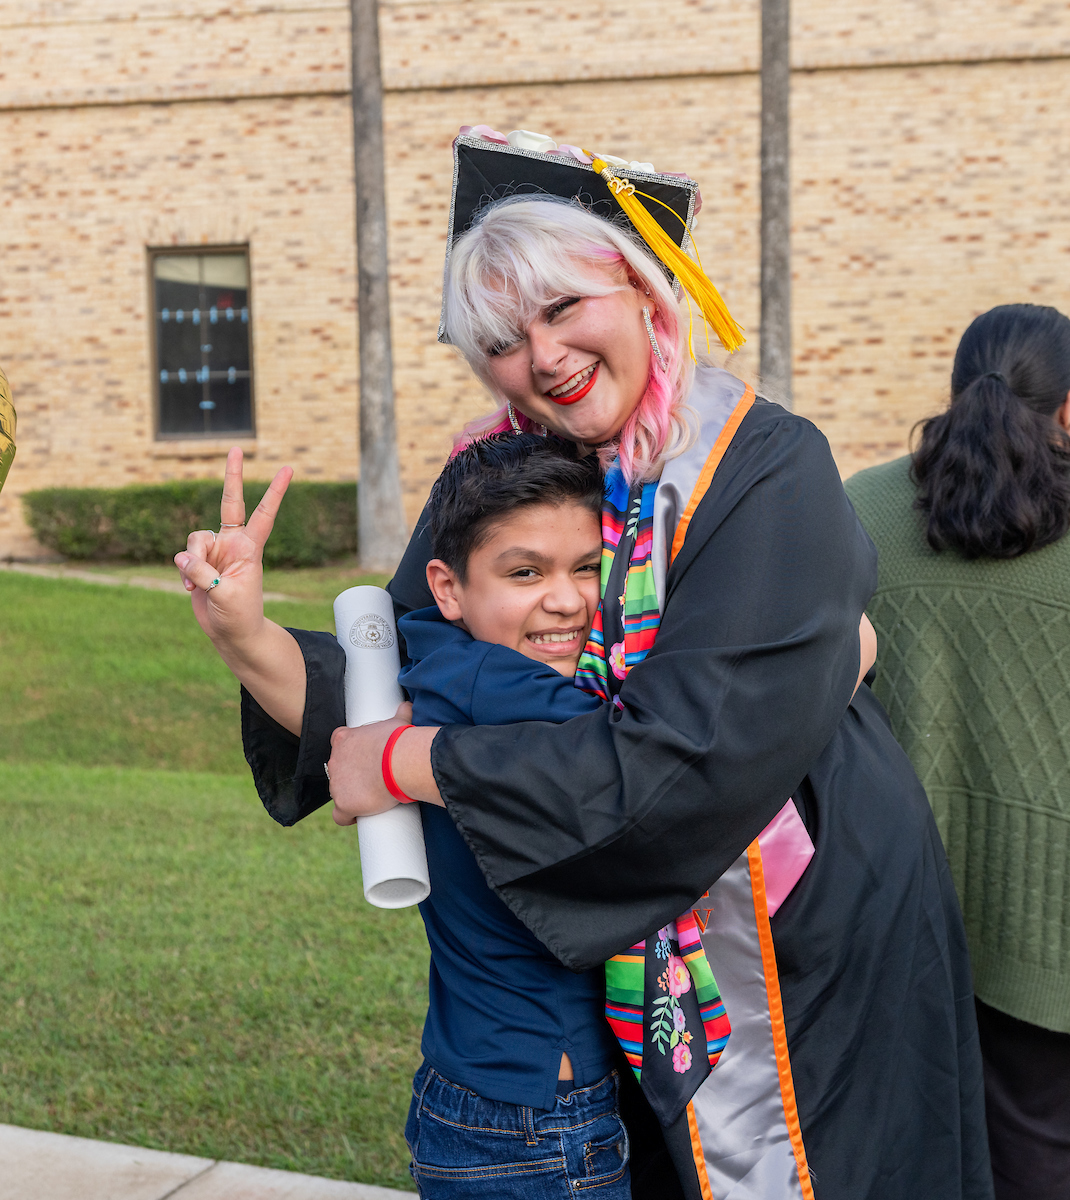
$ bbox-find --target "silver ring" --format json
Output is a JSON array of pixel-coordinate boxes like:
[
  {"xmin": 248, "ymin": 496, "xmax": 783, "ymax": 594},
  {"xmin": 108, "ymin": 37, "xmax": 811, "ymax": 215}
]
[
  {"xmin": 207, "ymin": 578, "xmax": 221, "ymax": 591},
  {"xmin": 323, "ymin": 762, "xmax": 331, "ymax": 782},
  {"xmin": 219, "ymin": 522, "xmax": 244, "ymax": 529}
]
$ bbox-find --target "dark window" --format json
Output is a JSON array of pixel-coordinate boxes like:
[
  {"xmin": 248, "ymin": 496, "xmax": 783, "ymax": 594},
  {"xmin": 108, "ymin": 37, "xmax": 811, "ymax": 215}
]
[{"xmin": 152, "ymin": 249, "xmax": 254, "ymax": 437}]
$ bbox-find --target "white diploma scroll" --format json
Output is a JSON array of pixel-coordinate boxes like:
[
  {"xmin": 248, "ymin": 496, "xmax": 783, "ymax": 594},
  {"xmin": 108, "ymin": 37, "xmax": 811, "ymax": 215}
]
[{"xmin": 333, "ymin": 585, "xmax": 431, "ymax": 909}]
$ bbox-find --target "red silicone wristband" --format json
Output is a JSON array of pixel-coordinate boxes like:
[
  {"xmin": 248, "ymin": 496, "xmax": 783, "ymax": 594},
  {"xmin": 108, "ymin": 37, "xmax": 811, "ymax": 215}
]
[{"xmin": 382, "ymin": 725, "xmax": 418, "ymax": 804}]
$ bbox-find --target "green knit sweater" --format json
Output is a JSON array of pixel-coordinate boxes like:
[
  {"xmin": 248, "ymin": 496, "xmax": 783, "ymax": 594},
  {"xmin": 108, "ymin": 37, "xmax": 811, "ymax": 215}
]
[{"xmin": 846, "ymin": 455, "xmax": 1070, "ymax": 1033}]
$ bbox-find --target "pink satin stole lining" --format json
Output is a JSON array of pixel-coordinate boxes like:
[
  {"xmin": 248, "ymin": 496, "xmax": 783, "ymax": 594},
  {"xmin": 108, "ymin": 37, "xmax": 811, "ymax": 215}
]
[{"xmin": 757, "ymin": 801, "xmax": 815, "ymax": 918}]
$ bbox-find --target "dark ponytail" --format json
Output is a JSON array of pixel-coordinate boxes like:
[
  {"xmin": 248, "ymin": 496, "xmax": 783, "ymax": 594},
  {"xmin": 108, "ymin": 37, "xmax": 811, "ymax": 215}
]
[{"xmin": 912, "ymin": 303, "xmax": 1070, "ymax": 558}]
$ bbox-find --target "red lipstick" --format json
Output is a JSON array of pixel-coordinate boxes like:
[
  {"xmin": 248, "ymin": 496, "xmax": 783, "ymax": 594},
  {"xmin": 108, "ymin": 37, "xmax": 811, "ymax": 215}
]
[{"xmin": 549, "ymin": 362, "xmax": 599, "ymax": 406}]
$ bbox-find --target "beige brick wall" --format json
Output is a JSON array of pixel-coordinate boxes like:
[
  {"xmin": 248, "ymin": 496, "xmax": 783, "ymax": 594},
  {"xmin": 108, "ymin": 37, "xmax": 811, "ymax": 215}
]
[
  {"xmin": 6, "ymin": 1, "xmax": 1068, "ymax": 108},
  {"xmin": 0, "ymin": 96, "xmax": 360, "ymax": 555},
  {"xmin": 1, "ymin": 1, "xmax": 1069, "ymax": 555},
  {"xmin": 1, "ymin": 4, "xmax": 351, "ymax": 110},
  {"xmin": 792, "ymin": 57, "xmax": 1070, "ymax": 475}
]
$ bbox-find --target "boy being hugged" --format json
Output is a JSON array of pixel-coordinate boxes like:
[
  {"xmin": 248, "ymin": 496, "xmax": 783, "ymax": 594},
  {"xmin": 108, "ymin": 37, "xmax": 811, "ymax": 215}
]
[{"xmin": 394, "ymin": 432, "xmax": 635, "ymax": 1198}]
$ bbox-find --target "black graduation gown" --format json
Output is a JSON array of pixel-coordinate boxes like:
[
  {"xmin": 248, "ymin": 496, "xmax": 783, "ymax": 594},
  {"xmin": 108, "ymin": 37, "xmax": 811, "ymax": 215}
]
[{"xmin": 242, "ymin": 400, "xmax": 992, "ymax": 1200}]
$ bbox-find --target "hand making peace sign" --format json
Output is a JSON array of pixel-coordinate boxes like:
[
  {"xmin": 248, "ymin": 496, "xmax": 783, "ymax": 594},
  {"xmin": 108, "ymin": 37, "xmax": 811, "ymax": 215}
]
[{"xmin": 174, "ymin": 447, "xmax": 294, "ymax": 649}]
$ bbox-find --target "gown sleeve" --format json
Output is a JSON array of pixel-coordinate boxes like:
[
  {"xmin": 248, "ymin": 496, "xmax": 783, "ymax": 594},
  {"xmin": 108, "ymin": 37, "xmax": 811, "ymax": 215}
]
[
  {"xmin": 430, "ymin": 408, "xmax": 878, "ymax": 970},
  {"xmin": 240, "ymin": 628, "xmax": 345, "ymax": 827}
]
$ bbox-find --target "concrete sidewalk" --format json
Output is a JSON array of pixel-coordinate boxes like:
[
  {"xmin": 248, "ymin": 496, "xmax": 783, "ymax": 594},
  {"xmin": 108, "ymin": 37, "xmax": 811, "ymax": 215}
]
[
  {"xmin": 0, "ymin": 562, "xmax": 300, "ymax": 602},
  {"xmin": 0, "ymin": 1125, "xmax": 410, "ymax": 1200}
]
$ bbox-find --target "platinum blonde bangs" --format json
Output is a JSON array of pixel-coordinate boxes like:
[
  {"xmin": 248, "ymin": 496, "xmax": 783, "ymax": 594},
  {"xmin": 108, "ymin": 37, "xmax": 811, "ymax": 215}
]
[{"xmin": 442, "ymin": 196, "xmax": 682, "ymax": 379}]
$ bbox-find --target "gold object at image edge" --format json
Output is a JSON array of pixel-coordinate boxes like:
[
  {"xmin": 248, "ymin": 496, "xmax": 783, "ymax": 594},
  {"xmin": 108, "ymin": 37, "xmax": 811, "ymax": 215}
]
[{"xmin": 0, "ymin": 365, "xmax": 15, "ymax": 495}]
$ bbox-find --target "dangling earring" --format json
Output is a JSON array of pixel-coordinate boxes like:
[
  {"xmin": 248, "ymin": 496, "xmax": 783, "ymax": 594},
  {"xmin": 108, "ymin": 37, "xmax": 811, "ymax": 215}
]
[
  {"xmin": 507, "ymin": 402, "xmax": 548, "ymax": 437},
  {"xmin": 643, "ymin": 306, "xmax": 667, "ymax": 370}
]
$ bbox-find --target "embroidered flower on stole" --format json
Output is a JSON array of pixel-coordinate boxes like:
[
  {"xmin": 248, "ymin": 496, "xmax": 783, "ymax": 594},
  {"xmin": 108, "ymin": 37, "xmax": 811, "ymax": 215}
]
[
  {"xmin": 666, "ymin": 956, "xmax": 692, "ymax": 998},
  {"xmin": 609, "ymin": 641, "xmax": 628, "ymax": 679}
]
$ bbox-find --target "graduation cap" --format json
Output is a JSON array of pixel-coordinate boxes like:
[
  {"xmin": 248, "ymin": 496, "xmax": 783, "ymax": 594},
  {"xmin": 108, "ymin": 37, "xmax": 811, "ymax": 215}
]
[{"xmin": 439, "ymin": 129, "xmax": 745, "ymax": 353}]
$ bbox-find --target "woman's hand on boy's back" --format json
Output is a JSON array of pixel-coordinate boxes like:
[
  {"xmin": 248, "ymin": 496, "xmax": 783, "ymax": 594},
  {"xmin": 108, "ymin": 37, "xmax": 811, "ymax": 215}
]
[{"xmin": 327, "ymin": 709, "xmax": 444, "ymax": 824}]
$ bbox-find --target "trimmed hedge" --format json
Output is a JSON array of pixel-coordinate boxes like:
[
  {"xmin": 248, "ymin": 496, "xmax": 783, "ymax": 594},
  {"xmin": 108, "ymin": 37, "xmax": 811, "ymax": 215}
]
[{"xmin": 22, "ymin": 479, "xmax": 357, "ymax": 567}]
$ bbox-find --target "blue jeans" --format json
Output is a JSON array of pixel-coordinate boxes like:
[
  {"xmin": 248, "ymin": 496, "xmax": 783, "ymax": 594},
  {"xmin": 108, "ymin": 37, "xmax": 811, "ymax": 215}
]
[{"xmin": 405, "ymin": 1062, "xmax": 631, "ymax": 1198}]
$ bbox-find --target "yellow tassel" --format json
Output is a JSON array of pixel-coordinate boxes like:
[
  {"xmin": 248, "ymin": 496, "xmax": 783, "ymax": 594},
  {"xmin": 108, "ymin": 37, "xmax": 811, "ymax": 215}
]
[{"xmin": 587, "ymin": 156, "xmax": 746, "ymax": 354}]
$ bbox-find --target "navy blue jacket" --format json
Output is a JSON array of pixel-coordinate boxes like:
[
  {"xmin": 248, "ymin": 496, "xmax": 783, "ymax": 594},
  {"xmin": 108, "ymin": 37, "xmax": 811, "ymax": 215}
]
[{"xmin": 397, "ymin": 605, "xmax": 617, "ymax": 1110}]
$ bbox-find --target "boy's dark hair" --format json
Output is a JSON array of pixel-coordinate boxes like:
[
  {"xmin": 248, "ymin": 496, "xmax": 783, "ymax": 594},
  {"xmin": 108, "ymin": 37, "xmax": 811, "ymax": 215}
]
[
  {"xmin": 912, "ymin": 303, "xmax": 1070, "ymax": 558},
  {"xmin": 427, "ymin": 433, "xmax": 604, "ymax": 579}
]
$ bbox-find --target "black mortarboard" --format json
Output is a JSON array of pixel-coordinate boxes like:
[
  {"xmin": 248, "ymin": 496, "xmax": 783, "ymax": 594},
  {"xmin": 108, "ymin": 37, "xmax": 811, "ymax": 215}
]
[{"xmin": 439, "ymin": 131, "xmax": 743, "ymax": 353}]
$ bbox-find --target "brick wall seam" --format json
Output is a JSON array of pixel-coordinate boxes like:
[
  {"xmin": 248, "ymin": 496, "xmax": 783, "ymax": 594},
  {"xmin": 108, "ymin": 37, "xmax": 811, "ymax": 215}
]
[{"xmin": 6, "ymin": 52, "xmax": 1070, "ymax": 116}]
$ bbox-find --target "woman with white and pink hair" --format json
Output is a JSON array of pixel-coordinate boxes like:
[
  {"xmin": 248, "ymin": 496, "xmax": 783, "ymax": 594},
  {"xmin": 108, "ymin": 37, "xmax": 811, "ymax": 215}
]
[{"xmin": 176, "ymin": 136, "xmax": 992, "ymax": 1200}]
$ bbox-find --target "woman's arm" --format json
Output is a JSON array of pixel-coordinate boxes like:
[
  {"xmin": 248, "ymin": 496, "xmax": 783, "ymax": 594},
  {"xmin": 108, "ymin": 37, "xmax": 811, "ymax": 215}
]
[
  {"xmin": 428, "ymin": 410, "xmax": 876, "ymax": 967},
  {"xmin": 173, "ymin": 447, "xmax": 307, "ymax": 734},
  {"xmin": 213, "ymin": 619, "xmax": 306, "ymax": 734},
  {"xmin": 327, "ymin": 409, "xmax": 879, "ymax": 969},
  {"xmin": 329, "ymin": 601, "xmax": 878, "ymax": 821}
]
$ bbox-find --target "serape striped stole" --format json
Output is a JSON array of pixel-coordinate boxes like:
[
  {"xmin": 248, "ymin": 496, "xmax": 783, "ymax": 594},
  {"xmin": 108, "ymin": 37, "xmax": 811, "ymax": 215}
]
[
  {"xmin": 576, "ymin": 464, "xmax": 730, "ymax": 1125},
  {"xmin": 604, "ymin": 913, "xmax": 730, "ymax": 1080}
]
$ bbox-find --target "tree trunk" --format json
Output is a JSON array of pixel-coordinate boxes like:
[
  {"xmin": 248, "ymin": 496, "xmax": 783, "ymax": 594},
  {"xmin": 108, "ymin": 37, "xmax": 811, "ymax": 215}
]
[
  {"xmin": 350, "ymin": 0, "xmax": 408, "ymax": 570},
  {"xmin": 760, "ymin": 0, "xmax": 792, "ymax": 407}
]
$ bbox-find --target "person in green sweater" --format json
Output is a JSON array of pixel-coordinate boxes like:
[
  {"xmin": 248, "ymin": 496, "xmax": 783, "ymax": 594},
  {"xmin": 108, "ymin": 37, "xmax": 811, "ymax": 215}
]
[{"xmin": 846, "ymin": 303, "xmax": 1070, "ymax": 1200}]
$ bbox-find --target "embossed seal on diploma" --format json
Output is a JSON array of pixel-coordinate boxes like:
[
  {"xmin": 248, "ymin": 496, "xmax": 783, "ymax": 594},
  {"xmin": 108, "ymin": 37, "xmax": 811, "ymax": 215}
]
[{"xmin": 349, "ymin": 613, "xmax": 394, "ymax": 649}]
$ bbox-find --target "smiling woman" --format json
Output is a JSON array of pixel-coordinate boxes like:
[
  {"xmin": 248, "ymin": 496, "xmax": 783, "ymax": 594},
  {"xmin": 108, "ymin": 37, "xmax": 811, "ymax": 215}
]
[
  {"xmin": 177, "ymin": 129, "xmax": 993, "ymax": 1200},
  {"xmin": 445, "ymin": 194, "xmax": 694, "ymax": 480},
  {"xmin": 490, "ymin": 284, "xmax": 655, "ymax": 448}
]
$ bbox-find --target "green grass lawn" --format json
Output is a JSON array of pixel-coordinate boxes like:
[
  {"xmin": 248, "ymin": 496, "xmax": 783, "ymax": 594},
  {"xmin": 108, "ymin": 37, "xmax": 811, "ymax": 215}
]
[
  {"xmin": 0, "ymin": 570, "xmax": 425, "ymax": 1188},
  {"xmin": 0, "ymin": 762, "xmax": 426, "ymax": 1187},
  {"xmin": 1, "ymin": 570, "xmax": 337, "ymax": 774}
]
